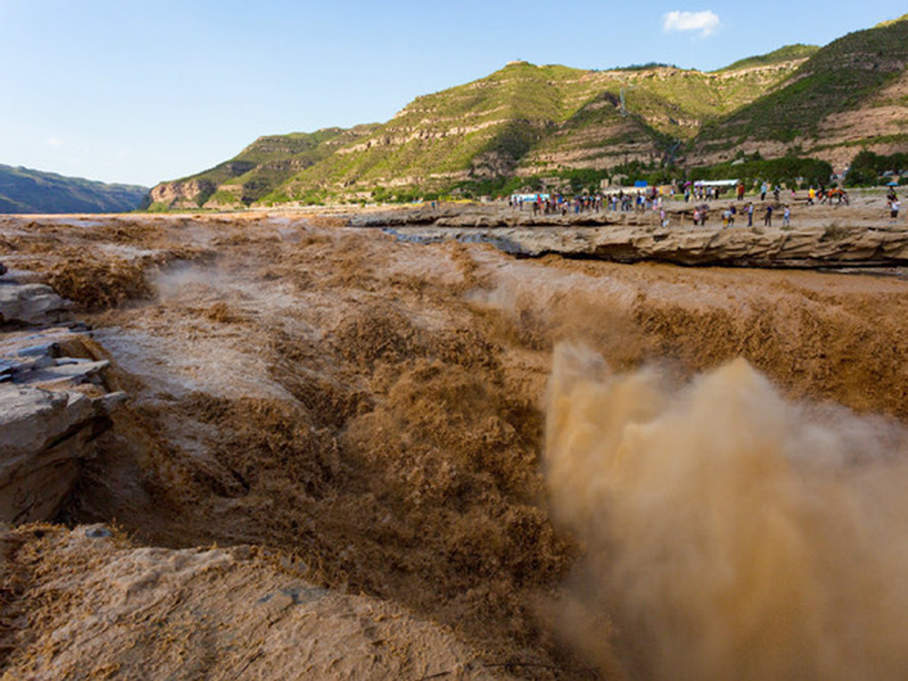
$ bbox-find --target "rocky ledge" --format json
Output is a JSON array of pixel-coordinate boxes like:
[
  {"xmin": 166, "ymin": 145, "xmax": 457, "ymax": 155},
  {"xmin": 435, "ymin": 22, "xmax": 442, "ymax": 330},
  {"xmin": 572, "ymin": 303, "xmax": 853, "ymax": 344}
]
[
  {"xmin": 0, "ymin": 269, "xmax": 125, "ymax": 523},
  {"xmin": 384, "ymin": 223, "xmax": 908, "ymax": 268}
]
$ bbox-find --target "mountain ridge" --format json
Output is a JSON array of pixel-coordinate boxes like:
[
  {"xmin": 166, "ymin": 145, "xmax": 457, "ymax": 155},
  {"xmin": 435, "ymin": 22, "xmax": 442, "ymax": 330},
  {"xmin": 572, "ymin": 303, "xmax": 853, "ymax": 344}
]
[
  {"xmin": 149, "ymin": 17, "xmax": 907, "ymax": 208},
  {"xmin": 0, "ymin": 164, "xmax": 148, "ymax": 214}
]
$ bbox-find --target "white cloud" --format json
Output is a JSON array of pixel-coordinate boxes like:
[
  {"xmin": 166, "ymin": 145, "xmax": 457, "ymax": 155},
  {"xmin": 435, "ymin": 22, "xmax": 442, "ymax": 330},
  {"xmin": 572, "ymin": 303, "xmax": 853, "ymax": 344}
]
[
  {"xmin": 662, "ymin": 10, "xmax": 720, "ymax": 37},
  {"xmin": 45, "ymin": 137, "xmax": 64, "ymax": 147}
]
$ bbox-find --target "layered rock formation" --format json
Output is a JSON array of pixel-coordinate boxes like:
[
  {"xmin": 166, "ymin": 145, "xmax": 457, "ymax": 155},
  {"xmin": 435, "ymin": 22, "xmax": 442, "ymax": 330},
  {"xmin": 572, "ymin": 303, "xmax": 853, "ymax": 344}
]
[
  {"xmin": 149, "ymin": 16, "xmax": 906, "ymax": 207},
  {"xmin": 383, "ymin": 222, "xmax": 908, "ymax": 268},
  {"xmin": 0, "ymin": 273, "xmax": 72, "ymax": 325},
  {"xmin": 0, "ymin": 271, "xmax": 125, "ymax": 523},
  {"xmin": 690, "ymin": 19, "xmax": 908, "ymax": 167},
  {"xmin": 149, "ymin": 52, "xmax": 810, "ymax": 207}
]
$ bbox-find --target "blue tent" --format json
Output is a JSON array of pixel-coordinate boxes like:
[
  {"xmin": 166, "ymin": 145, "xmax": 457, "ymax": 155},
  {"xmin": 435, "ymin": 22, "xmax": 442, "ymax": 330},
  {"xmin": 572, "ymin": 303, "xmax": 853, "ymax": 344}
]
[{"xmin": 634, "ymin": 180, "xmax": 648, "ymax": 188}]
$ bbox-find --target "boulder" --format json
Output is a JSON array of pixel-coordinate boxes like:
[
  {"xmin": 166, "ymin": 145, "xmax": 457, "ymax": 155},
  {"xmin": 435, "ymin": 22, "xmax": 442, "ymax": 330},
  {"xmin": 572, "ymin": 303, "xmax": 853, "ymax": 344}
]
[
  {"xmin": 0, "ymin": 327, "xmax": 125, "ymax": 523},
  {"xmin": 0, "ymin": 278, "xmax": 72, "ymax": 325}
]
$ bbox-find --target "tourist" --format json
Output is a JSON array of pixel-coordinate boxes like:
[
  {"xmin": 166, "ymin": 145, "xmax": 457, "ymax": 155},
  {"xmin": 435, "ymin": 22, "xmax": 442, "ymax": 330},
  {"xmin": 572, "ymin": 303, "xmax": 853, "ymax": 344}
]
[
  {"xmin": 764, "ymin": 204, "xmax": 774, "ymax": 227},
  {"xmin": 761, "ymin": 182, "xmax": 768, "ymax": 201},
  {"xmin": 783, "ymin": 205, "xmax": 791, "ymax": 227},
  {"xmin": 737, "ymin": 182, "xmax": 745, "ymax": 201},
  {"xmin": 746, "ymin": 202, "xmax": 754, "ymax": 227},
  {"xmin": 890, "ymin": 198, "xmax": 901, "ymax": 221},
  {"xmin": 692, "ymin": 207, "xmax": 700, "ymax": 226}
]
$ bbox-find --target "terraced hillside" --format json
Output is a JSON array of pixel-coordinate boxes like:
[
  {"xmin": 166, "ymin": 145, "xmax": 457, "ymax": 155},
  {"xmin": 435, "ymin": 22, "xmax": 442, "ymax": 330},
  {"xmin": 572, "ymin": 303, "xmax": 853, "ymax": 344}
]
[
  {"xmin": 148, "ymin": 125, "xmax": 379, "ymax": 209},
  {"xmin": 149, "ymin": 16, "xmax": 906, "ymax": 207},
  {"xmin": 151, "ymin": 58, "xmax": 805, "ymax": 207},
  {"xmin": 690, "ymin": 19, "xmax": 908, "ymax": 167}
]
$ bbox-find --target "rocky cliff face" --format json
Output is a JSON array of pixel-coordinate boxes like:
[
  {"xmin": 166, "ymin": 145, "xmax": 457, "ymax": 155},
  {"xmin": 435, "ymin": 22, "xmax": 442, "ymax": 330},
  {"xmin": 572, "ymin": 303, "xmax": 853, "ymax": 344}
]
[
  {"xmin": 147, "ymin": 19, "xmax": 906, "ymax": 205},
  {"xmin": 147, "ymin": 178, "xmax": 217, "ymax": 209},
  {"xmin": 0, "ymin": 272, "xmax": 124, "ymax": 523},
  {"xmin": 149, "ymin": 126, "xmax": 379, "ymax": 209},
  {"xmin": 690, "ymin": 20, "xmax": 908, "ymax": 169},
  {"xmin": 150, "ymin": 58, "xmax": 810, "ymax": 205}
]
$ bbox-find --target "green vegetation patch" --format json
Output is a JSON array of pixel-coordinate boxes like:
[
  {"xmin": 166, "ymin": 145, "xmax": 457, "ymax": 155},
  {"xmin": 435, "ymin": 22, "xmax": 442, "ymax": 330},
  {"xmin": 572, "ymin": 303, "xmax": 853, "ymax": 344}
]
[{"xmin": 718, "ymin": 44, "xmax": 820, "ymax": 72}]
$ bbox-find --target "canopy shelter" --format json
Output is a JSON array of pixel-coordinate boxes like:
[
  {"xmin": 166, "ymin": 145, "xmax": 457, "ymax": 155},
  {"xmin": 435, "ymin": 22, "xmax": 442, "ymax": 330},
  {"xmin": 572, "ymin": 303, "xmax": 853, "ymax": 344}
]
[
  {"xmin": 693, "ymin": 179, "xmax": 740, "ymax": 187},
  {"xmin": 510, "ymin": 193, "xmax": 551, "ymax": 203}
]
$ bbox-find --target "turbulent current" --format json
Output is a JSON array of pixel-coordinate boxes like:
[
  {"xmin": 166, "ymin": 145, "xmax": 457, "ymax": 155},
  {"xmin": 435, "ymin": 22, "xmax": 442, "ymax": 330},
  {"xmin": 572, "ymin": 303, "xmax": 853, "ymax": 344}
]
[
  {"xmin": 545, "ymin": 344, "xmax": 908, "ymax": 680},
  {"xmin": 1, "ymin": 213, "xmax": 907, "ymax": 680}
]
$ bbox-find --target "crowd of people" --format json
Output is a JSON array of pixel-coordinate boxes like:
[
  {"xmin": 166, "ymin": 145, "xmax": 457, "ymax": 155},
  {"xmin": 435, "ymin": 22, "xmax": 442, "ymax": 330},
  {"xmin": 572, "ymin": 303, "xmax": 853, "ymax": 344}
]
[{"xmin": 505, "ymin": 181, "xmax": 900, "ymax": 229}]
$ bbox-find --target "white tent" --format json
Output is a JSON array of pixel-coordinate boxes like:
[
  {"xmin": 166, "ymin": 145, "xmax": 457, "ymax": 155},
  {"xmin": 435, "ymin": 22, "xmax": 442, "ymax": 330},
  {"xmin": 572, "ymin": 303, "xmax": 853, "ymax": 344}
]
[{"xmin": 693, "ymin": 179, "xmax": 739, "ymax": 187}]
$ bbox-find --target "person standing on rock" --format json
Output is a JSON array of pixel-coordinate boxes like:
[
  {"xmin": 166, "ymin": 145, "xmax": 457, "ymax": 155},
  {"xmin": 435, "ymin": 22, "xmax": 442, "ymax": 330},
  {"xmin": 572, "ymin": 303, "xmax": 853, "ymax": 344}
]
[
  {"xmin": 746, "ymin": 202, "xmax": 754, "ymax": 227},
  {"xmin": 890, "ymin": 198, "xmax": 901, "ymax": 222},
  {"xmin": 783, "ymin": 205, "xmax": 791, "ymax": 227},
  {"xmin": 761, "ymin": 182, "xmax": 768, "ymax": 201},
  {"xmin": 764, "ymin": 204, "xmax": 774, "ymax": 227},
  {"xmin": 737, "ymin": 182, "xmax": 745, "ymax": 201}
]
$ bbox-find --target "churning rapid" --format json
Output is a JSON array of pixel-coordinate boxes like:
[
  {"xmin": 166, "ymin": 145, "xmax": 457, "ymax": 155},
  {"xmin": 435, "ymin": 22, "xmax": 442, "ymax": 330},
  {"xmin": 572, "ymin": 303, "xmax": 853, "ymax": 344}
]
[
  {"xmin": 545, "ymin": 344, "xmax": 908, "ymax": 681},
  {"xmin": 1, "ymin": 213, "xmax": 907, "ymax": 680}
]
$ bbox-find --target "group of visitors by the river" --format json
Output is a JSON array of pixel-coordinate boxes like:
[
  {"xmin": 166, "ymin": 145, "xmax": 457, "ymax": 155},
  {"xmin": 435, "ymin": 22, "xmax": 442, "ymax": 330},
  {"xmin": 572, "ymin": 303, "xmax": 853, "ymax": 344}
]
[{"xmin": 505, "ymin": 184, "xmax": 897, "ymax": 228}]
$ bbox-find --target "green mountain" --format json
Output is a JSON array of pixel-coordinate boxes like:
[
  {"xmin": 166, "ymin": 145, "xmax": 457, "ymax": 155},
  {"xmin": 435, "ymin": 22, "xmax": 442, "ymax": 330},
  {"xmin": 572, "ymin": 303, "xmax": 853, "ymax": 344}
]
[
  {"xmin": 148, "ymin": 126, "xmax": 378, "ymax": 208},
  {"xmin": 0, "ymin": 164, "xmax": 148, "ymax": 214},
  {"xmin": 149, "ymin": 17, "xmax": 907, "ymax": 207},
  {"xmin": 875, "ymin": 13, "xmax": 908, "ymax": 28},
  {"xmin": 716, "ymin": 44, "xmax": 820, "ymax": 72},
  {"xmin": 692, "ymin": 19, "xmax": 908, "ymax": 166}
]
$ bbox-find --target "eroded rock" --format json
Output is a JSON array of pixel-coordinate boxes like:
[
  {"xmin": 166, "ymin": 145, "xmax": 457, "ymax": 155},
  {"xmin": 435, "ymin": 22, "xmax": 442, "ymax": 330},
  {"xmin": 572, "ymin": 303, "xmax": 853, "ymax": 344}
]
[
  {"xmin": 0, "ymin": 316, "xmax": 125, "ymax": 523},
  {"xmin": 0, "ymin": 279, "xmax": 72, "ymax": 325},
  {"xmin": 388, "ymin": 223, "xmax": 908, "ymax": 268}
]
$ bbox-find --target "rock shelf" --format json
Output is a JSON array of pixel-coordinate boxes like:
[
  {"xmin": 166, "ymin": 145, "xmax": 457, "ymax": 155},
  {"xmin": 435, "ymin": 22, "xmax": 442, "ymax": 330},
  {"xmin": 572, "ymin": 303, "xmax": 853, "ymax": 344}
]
[{"xmin": 0, "ymin": 269, "xmax": 125, "ymax": 523}]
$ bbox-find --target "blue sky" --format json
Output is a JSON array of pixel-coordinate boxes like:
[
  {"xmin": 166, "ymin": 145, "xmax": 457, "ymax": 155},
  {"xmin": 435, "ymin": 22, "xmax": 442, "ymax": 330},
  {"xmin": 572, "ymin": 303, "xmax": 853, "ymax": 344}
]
[{"xmin": 0, "ymin": 1, "xmax": 899, "ymax": 186}]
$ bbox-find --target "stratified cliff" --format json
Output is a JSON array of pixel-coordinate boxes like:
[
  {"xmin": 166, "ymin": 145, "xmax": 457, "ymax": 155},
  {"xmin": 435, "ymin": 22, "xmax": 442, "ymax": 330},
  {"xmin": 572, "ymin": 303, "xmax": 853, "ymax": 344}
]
[{"xmin": 148, "ymin": 16, "xmax": 907, "ymax": 207}]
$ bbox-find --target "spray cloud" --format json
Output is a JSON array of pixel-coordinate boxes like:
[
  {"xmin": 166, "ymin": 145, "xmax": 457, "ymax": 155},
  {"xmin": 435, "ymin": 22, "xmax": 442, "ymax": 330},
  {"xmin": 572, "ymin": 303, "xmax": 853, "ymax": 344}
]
[{"xmin": 544, "ymin": 343, "xmax": 908, "ymax": 681}]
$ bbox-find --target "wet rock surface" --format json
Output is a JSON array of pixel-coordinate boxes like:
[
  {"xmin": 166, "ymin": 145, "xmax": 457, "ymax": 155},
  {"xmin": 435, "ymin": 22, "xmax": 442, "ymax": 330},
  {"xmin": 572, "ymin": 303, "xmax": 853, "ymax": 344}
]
[
  {"xmin": 0, "ymin": 272, "xmax": 72, "ymax": 325},
  {"xmin": 351, "ymin": 204, "xmax": 908, "ymax": 268},
  {"xmin": 0, "ymin": 270, "xmax": 125, "ymax": 523},
  {"xmin": 388, "ymin": 222, "xmax": 908, "ymax": 267}
]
